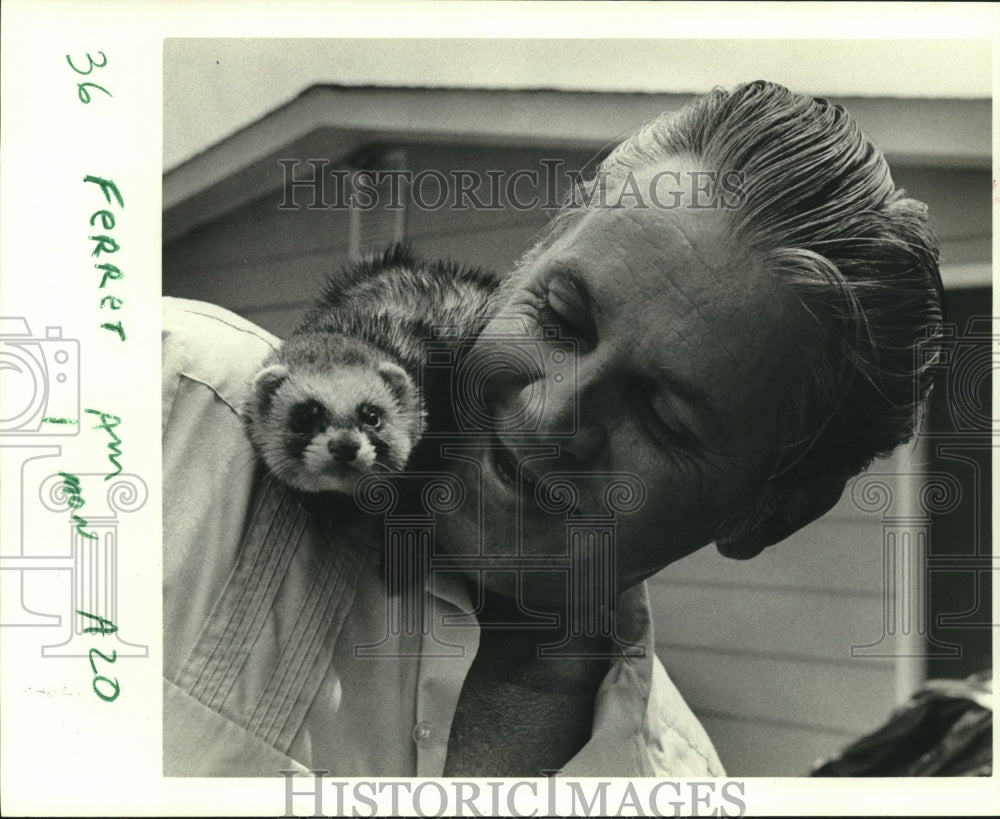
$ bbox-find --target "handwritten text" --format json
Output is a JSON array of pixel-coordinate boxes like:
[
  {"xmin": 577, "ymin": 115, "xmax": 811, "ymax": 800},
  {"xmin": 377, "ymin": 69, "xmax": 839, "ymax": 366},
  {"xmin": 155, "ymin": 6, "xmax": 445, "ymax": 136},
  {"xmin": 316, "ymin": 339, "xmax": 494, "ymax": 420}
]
[
  {"xmin": 57, "ymin": 471, "xmax": 98, "ymax": 540},
  {"xmin": 84, "ymin": 175, "xmax": 127, "ymax": 341},
  {"xmin": 84, "ymin": 408, "xmax": 123, "ymax": 480},
  {"xmin": 76, "ymin": 610, "xmax": 120, "ymax": 702}
]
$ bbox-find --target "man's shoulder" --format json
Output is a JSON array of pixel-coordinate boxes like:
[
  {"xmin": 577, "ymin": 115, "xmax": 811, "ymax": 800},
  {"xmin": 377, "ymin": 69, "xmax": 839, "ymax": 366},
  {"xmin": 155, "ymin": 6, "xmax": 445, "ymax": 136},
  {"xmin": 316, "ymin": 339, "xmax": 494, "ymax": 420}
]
[
  {"xmin": 163, "ymin": 297, "xmax": 281, "ymax": 361},
  {"xmin": 162, "ymin": 297, "xmax": 281, "ymax": 416}
]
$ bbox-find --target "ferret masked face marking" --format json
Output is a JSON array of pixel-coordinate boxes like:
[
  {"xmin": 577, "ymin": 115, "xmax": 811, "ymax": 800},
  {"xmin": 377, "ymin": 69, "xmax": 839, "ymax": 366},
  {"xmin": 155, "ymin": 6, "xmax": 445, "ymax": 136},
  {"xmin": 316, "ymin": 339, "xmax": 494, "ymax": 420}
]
[{"xmin": 248, "ymin": 360, "xmax": 418, "ymax": 495}]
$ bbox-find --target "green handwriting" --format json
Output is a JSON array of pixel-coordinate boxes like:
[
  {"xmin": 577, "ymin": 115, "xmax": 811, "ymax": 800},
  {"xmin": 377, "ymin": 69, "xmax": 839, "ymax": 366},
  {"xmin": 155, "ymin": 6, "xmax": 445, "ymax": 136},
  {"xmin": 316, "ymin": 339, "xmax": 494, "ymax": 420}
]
[
  {"xmin": 83, "ymin": 176, "xmax": 126, "ymax": 341},
  {"xmin": 66, "ymin": 52, "xmax": 112, "ymax": 104},
  {"xmin": 75, "ymin": 610, "xmax": 120, "ymax": 702},
  {"xmin": 84, "ymin": 408, "xmax": 123, "ymax": 480},
  {"xmin": 58, "ymin": 471, "xmax": 98, "ymax": 540}
]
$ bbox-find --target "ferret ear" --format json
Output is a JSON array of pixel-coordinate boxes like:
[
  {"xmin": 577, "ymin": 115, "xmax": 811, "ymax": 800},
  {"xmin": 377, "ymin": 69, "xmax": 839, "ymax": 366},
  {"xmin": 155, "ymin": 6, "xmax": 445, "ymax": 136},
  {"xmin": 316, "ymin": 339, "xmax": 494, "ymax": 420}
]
[
  {"xmin": 377, "ymin": 362, "xmax": 414, "ymax": 406},
  {"xmin": 252, "ymin": 364, "xmax": 289, "ymax": 409}
]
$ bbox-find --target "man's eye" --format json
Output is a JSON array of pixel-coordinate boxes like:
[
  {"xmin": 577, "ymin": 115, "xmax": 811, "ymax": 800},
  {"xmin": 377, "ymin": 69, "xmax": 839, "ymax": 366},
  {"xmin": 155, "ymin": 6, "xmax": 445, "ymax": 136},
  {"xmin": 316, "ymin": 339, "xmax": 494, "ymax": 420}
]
[
  {"xmin": 538, "ymin": 300, "xmax": 579, "ymax": 335},
  {"xmin": 538, "ymin": 286, "xmax": 595, "ymax": 348},
  {"xmin": 633, "ymin": 385, "xmax": 695, "ymax": 451}
]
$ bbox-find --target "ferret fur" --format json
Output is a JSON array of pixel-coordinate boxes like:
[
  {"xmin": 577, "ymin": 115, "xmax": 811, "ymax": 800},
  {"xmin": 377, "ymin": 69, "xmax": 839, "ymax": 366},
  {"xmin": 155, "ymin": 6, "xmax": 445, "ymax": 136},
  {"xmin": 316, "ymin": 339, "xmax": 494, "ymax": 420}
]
[{"xmin": 243, "ymin": 244, "xmax": 498, "ymax": 495}]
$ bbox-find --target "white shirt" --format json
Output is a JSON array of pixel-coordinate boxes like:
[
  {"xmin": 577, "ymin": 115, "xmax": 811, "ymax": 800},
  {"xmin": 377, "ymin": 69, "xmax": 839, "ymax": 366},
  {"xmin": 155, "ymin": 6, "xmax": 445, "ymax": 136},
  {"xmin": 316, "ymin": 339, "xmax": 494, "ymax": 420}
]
[{"xmin": 161, "ymin": 296, "xmax": 725, "ymax": 778}]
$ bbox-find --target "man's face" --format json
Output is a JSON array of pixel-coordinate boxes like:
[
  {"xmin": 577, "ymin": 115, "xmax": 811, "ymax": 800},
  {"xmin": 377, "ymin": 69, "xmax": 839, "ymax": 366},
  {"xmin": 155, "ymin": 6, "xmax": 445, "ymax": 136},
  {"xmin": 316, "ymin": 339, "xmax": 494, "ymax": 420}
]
[{"xmin": 432, "ymin": 159, "xmax": 813, "ymax": 607}]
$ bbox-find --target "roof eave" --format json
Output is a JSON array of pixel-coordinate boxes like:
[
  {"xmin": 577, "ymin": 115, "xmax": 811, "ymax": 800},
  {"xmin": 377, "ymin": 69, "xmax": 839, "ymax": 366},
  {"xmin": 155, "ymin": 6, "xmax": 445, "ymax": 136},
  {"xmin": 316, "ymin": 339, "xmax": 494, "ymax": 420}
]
[{"xmin": 163, "ymin": 86, "xmax": 991, "ymax": 244}]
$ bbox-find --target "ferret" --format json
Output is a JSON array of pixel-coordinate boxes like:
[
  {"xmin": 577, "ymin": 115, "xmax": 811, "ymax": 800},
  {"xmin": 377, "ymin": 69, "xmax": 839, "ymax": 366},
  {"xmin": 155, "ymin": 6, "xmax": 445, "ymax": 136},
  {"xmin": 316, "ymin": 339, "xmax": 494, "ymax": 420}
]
[{"xmin": 243, "ymin": 244, "xmax": 498, "ymax": 496}]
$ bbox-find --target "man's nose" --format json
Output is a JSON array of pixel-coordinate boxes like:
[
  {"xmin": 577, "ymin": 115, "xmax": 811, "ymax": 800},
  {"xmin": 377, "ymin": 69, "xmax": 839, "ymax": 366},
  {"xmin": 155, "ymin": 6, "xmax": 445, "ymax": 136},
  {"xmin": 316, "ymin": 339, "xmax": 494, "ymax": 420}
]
[
  {"xmin": 542, "ymin": 365, "xmax": 608, "ymax": 463},
  {"xmin": 494, "ymin": 356, "xmax": 609, "ymax": 464}
]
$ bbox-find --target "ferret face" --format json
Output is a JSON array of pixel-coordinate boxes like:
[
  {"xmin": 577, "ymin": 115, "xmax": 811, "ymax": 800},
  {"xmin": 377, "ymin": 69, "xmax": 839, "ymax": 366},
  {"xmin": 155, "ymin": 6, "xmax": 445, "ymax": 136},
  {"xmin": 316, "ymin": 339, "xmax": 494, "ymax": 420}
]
[{"xmin": 246, "ymin": 361, "xmax": 420, "ymax": 495}]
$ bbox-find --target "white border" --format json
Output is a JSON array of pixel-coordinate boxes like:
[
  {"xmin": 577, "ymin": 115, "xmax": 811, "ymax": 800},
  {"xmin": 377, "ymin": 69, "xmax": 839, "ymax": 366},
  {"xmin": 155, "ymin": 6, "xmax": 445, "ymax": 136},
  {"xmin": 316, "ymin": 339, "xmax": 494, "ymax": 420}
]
[{"xmin": 1, "ymin": 2, "xmax": 996, "ymax": 816}]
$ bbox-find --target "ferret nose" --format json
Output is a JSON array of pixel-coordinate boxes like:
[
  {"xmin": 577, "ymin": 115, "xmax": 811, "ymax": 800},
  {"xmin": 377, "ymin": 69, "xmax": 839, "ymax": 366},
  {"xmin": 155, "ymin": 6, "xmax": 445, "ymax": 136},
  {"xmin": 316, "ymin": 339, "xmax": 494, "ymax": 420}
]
[{"xmin": 329, "ymin": 439, "xmax": 361, "ymax": 462}]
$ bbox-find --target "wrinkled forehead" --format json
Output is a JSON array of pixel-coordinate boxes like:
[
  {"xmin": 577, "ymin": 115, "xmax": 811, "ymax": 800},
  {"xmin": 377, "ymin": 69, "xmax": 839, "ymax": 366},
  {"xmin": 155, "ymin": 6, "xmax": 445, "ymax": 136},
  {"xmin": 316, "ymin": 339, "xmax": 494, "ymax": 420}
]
[
  {"xmin": 556, "ymin": 156, "xmax": 750, "ymax": 275},
  {"xmin": 538, "ymin": 189, "xmax": 816, "ymax": 432},
  {"xmin": 548, "ymin": 186, "xmax": 795, "ymax": 322}
]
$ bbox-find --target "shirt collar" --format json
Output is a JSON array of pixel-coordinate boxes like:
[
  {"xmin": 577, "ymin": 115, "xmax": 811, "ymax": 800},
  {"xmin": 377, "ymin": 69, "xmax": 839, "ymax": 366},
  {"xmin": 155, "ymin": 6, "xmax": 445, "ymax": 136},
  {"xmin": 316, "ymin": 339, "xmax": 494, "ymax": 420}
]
[{"xmin": 557, "ymin": 582, "xmax": 658, "ymax": 777}]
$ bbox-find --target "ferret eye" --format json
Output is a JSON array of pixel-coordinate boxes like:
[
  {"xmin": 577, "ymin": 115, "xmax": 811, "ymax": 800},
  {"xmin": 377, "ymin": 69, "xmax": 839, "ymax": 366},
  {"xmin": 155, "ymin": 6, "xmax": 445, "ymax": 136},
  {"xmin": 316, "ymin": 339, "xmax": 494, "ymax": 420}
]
[
  {"xmin": 289, "ymin": 400, "xmax": 326, "ymax": 434},
  {"xmin": 359, "ymin": 406, "xmax": 382, "ymax": 429}
]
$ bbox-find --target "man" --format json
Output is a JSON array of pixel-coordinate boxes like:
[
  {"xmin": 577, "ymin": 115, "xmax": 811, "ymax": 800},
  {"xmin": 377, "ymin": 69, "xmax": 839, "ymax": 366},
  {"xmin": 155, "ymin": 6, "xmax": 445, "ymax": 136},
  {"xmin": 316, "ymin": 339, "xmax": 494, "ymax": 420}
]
[{"xmin": 162, "ymin": 81, "xmax": 942, "ymax": 777}]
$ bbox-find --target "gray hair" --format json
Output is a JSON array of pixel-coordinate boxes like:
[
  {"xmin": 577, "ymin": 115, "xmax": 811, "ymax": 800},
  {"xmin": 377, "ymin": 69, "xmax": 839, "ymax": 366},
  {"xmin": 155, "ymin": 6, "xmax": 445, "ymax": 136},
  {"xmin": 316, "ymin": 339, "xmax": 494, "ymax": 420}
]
[{"xmin": 521, "ymin": 80, "xmax": 944, "ymax": 541}]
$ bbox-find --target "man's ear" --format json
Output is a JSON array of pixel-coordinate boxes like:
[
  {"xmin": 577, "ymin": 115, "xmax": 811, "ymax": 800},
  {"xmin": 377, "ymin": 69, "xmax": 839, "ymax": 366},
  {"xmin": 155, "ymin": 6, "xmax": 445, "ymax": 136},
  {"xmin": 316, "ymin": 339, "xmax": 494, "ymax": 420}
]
[{"xmin": 716, "ymin": 474, "xmax": 847, "ymax": 560}]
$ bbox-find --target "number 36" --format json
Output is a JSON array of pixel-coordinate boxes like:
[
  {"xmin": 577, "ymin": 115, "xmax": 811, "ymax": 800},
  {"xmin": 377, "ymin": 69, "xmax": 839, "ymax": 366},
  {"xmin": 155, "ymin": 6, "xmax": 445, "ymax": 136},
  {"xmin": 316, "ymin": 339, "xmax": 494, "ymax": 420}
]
[{"xmin": 65, "ymin": 51, "xmax": 112, "ymax": 104}]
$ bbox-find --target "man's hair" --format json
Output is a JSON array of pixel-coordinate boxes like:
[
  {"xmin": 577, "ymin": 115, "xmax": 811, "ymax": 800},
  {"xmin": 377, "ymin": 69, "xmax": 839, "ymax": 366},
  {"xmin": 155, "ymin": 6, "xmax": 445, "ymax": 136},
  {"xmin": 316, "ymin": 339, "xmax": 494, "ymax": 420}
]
[{"xmin": 523, "ymin": 80, "xmax": 945, "ymax": 539}]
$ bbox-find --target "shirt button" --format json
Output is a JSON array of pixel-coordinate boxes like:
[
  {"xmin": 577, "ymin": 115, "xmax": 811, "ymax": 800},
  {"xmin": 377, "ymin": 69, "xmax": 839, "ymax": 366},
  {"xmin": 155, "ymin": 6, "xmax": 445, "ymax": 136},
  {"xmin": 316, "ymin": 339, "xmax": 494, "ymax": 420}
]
[{"xmin": 412, "ymin": 721, "xmax": 433, "ymax": 743}]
